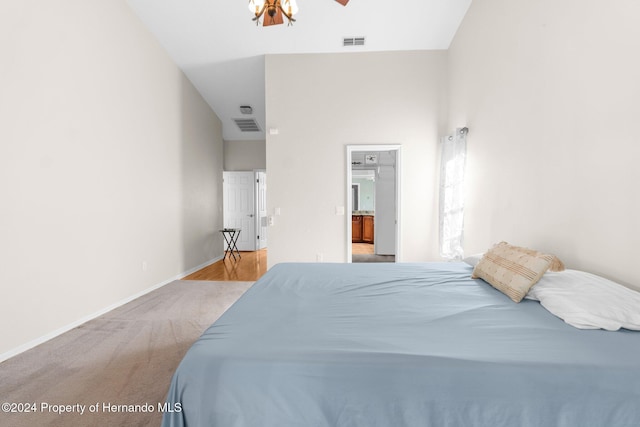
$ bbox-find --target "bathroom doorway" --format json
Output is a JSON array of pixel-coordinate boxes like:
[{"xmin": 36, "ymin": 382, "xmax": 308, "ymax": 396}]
[{"xmin": 346, "ymin": 145, "xmax": 401, "ymax": 263}]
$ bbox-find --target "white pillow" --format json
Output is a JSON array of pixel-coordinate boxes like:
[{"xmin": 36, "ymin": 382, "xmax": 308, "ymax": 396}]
[
  {"xmin": 463, "ymin": 253, "xmax": 484, "ymax": 267},
  {"xmin": 526, "ymin": 270, "xmax": 640, "ymax": 331}
]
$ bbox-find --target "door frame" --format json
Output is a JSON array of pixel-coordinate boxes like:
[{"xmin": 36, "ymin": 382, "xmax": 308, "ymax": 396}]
[
  {"xmin": 255, "ymin": 170, "xmax": 267, "ymax": 250},
  {"xmin": 346, "ymin": 144, "xmax": 402, "ymax": 263}
]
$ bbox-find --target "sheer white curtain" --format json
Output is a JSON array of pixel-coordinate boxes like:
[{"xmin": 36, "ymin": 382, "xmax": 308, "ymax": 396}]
[{"xmin": 439, "ymin": 128, "xmax": 467, "ymax": 260}]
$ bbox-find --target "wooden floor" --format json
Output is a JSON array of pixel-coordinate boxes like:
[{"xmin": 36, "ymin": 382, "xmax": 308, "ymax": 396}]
[
  {"xmin": 184, "ymin": 245, "xmax": 375, "ymax": 281},
  {"xmin": 353, "ymin": 243, "xmax": 375, "ymax": 254},
  {"xmin": 183, "ymin": 249, "xmax": 267, "ymax": 281}
]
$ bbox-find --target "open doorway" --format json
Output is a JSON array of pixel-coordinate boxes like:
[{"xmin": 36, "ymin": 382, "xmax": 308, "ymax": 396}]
[{"xmin": 346, "ymin": 145, "xmax": 401, "ymax": 263}]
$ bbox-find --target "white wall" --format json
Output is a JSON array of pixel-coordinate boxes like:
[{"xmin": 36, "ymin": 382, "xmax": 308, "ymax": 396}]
[
  {"xmin": 224, "ymin": 139, "xmax": 266, "ymax": 171},
  {"xmin": 265, "ymin": 51, "xmax": 447, "ymax": 267},
  {"xmin": 448, "ymin": 0, "xmax": 640, "ymax": 288},
  {"xmin": 0, "ymin": 0, "xmax": 224, "ymax": 357}
]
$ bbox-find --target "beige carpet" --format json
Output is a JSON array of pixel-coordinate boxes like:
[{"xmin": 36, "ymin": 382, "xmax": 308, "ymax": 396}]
[{"xmin": 0, "ymin": 280, "xmax": 253, "ymax": 427}]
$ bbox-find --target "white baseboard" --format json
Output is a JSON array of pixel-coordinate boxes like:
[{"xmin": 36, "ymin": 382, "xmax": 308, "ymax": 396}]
[
  {"xmin": 180, "ymin": 255, "xmax": 223, "ymax": 278},
  {"xmin": 0, "ymin": 255, "xmax": 223, "ymax": 363}
]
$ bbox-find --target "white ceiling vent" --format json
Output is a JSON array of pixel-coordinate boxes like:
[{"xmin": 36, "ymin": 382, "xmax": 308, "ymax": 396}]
[
  {"xmin": 233, "ymin": 118, "xmax": 261, "ymax": 132},
  {"xmin": 343, "ymin": 36, "xmax": 365, "ymax": 47}
]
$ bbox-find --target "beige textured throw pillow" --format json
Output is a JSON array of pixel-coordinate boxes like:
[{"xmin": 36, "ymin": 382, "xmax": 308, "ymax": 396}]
[
  {"xmin": 512, "ymin": 245, "xmax": 565, "ymax": 272},
  {"xmin": 472, "ymin": 242, "xmax": 552, "ymax": 302}
]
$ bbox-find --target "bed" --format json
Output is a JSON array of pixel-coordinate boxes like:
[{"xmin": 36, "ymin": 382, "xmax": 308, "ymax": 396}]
[{"xmin": 162, "ymin": 262, "xmax": 640, "ymax": 427}]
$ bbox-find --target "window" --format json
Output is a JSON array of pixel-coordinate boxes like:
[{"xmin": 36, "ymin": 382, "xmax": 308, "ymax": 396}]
[{"xmin": 439, "ymin": 129, "xmax": 467, "ymax": 260}]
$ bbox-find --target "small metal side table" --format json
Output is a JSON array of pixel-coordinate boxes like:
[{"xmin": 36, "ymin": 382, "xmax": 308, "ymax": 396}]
[{"xmin": 220, "ymin": 228, "xmax": 241, "ymax": 261}]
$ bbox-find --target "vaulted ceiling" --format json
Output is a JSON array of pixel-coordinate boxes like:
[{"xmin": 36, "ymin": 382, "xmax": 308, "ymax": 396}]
[{"xmin": 127, "ymin": 0, "xmax": 472, "ymax": 140}]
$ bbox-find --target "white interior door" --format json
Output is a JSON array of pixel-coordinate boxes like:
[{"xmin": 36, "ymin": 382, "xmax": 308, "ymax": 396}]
[
  {"xmin": 375, "ymin": 161, "xmax": 396, "ymax": 255},
  {"xmin": 223, "ymin": 171, "xmax": 256, "ymax": 251},
  {"xmin": 256, "ymin": 171, "xmax": 268, "ymax": 249}
]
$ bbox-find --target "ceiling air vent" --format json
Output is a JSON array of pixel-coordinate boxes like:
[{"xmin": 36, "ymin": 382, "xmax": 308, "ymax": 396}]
[
  {"xmin": 343, "ymin": 36, "xmax": 365, "ymax": 47},
  {"xmin": 233, "ymin": 118, "xmax": 261, "ymax": 132}
]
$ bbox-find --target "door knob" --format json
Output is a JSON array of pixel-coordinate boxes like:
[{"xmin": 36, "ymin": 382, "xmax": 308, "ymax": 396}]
[{"xmin": 247, "ymin": 214, "xmax": 254, "ymax": 217}]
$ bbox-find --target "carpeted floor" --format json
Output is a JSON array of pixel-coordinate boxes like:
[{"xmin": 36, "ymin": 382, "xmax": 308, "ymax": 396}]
[{"xmin": 0, "ymin": 280, "xmax": 253, "ymax": 427}]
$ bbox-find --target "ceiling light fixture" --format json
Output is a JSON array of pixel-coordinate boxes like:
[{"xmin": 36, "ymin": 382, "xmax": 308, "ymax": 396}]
[{"xmin": 248, "ymin": 0, "xmax": 349, "ymax": 27}]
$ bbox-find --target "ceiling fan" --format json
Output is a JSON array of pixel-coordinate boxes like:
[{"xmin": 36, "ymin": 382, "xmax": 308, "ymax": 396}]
[{"xmin": 249, "ymin": 0, "xmax": 349, "ymax": 27}]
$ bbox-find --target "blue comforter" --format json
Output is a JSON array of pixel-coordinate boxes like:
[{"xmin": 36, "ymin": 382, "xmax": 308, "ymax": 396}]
[{"xmin": 162, "ymin": 262, "xmax": 640, "ymax": 427}]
